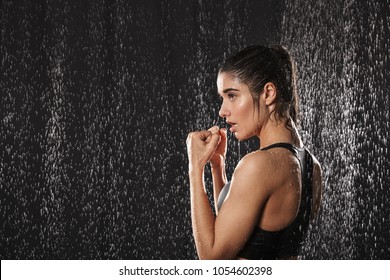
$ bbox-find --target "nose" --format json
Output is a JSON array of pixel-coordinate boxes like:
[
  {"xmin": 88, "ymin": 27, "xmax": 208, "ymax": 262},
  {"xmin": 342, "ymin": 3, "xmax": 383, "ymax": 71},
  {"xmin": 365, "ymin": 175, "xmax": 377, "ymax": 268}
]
[{"xmin": 219, "ymin": 101, "xmax": 230, "ymax": 118}]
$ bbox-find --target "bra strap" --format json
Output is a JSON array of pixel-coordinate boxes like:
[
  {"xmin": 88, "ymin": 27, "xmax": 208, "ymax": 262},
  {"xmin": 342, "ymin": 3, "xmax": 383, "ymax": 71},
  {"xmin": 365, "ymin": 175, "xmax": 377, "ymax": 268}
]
[{"xmin": 260, "ymin": 142, "xmax": 299, "ymax": 158}]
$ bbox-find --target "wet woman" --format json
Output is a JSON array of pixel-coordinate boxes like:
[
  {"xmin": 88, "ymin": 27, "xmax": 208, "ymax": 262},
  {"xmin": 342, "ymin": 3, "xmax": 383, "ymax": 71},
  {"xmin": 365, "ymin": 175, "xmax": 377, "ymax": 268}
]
[{"xmin": 186, "ymin": 45, "xmax": 323, "ymax": 260}]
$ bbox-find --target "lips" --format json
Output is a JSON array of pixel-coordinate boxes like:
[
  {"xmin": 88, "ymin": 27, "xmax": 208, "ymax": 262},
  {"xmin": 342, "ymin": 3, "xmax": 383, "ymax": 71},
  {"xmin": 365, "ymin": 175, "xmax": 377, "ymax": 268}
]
[{"xmin": 227, "ymin": 121, "xmax": 237, "ymax": 132}]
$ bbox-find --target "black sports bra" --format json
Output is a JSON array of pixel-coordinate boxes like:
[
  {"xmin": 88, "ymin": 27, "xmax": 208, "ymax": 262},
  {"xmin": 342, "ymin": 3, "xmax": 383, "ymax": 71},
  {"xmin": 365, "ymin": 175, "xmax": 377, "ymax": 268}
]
[{"xmin": 216, "ymin": 143, "xmax": 314, "ymax": 259}]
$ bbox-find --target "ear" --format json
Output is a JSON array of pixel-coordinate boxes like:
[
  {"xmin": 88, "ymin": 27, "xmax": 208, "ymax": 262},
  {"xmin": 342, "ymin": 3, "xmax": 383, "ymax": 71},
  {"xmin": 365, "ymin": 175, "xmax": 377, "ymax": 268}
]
[{"xmin": 263, "ymin": 82, "xmax": 277, "ymax": 106}]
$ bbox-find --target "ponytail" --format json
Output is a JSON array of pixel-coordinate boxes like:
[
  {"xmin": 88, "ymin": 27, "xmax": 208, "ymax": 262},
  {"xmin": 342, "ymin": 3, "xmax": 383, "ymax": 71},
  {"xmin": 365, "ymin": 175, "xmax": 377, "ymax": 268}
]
[{"xmin": 270, "ymin": 45, "xmax": 299, "ymax": 126}]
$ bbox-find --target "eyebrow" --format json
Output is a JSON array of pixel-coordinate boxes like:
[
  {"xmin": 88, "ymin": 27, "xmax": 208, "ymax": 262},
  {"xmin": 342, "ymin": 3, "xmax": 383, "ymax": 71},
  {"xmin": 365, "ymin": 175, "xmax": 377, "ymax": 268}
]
[{"xmin": 222, "ymin": 88, "xmax": 240, "ymax": 94}]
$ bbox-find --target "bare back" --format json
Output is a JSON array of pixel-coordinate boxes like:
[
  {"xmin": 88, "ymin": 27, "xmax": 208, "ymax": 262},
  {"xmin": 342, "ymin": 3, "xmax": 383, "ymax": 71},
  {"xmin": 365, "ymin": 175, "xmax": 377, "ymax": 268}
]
[{"xmin": 254, "ymin": 146, "xmax": 322, "ymax": 231}]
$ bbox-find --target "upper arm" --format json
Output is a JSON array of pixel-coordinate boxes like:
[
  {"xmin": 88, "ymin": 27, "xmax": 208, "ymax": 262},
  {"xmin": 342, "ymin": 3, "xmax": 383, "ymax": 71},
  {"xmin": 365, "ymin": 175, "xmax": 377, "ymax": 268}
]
[{"xmin": 208, "ymin": 154, "xmax": 271, "ymax": 259}]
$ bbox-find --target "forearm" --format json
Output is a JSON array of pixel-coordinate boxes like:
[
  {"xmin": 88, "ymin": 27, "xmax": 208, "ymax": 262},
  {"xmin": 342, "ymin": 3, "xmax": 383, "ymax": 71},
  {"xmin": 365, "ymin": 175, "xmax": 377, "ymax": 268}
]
[
  {"xmin": 189, "ymin": 165, "xmax": 216, "ymax": 259},
  {"xmin": 210, "ymin": 157, "xmax": 227, "ymax": 212}
]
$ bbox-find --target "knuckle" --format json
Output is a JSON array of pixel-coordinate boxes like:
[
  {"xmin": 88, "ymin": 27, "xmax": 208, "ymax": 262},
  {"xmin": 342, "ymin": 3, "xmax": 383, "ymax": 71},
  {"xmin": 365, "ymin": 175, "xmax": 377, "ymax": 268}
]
[{"xmin": 187, "ymin": 131, "xmax": 198, "ymax": 140}]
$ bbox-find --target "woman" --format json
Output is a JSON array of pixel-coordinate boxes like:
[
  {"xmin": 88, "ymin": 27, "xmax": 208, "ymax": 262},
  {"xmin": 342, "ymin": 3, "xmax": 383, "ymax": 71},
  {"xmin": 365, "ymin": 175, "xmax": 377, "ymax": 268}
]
[{"xmin": 186, "ymin": 45, "xmax": 322, "ymax": 260}]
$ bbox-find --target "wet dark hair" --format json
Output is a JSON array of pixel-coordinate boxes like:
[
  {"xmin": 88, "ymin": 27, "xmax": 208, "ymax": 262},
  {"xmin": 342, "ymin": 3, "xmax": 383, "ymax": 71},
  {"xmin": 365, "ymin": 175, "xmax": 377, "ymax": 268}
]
[{"xmin": 219, "ymin": 45, "xmax": 298, "ymax": 130}]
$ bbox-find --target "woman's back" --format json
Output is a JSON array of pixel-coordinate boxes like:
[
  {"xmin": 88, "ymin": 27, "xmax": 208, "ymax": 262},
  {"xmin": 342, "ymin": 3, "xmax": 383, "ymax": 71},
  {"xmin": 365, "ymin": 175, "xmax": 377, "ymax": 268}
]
[{"xmin": 217, "ymin": 143, "xmax": 322, "ymax": 259}]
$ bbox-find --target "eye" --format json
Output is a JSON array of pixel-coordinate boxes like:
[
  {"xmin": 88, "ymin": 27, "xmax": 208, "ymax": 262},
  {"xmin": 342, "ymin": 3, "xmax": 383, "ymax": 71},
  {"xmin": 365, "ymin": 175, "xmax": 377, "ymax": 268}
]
[{"xmin": 227, "ymin": 93, "xmax": 236, "ymax": 100}]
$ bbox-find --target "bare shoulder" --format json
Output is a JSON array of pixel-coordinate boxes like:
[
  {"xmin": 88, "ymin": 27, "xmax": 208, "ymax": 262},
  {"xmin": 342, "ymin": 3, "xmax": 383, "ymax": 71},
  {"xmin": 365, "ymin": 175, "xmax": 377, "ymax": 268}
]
[
  {"xmin": 234, "ymin": 150, "xmax": 272, "ymax": 178},
  {"xmin": 231, "ymin": 150, "xmax": 286, "ymax": 193},
  {"xmin": 236, "ymin": 150, "xmax": 269, "ymax": 170}
]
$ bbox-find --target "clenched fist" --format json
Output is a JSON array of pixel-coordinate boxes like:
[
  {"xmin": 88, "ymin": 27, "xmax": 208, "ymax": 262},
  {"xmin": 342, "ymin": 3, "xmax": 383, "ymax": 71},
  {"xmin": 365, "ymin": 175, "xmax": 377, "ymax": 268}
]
[{"xmin": 186, "ymin": 126, "xmax": 225, "ymax": 168}]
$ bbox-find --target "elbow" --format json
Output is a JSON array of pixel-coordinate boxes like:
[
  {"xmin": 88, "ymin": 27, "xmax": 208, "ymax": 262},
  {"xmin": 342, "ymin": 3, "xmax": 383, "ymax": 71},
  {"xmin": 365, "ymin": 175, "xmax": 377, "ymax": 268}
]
[
  {"xmin": 195, "ymin": 240, "xmax": 236, "ymax": 260},
  {"xmin": 197, "ymin": 251, "xmax": 216, "ymax": 260},
  {"xmin": 198, "ymin": 254, "xmax": 219, "ymax": 260},
  {"xmin": 196, "ymin": 247, "xmax": 217, "ymax": 260},
  {"xmin": 197, "ymin": 249, "xmax": 233, "ymax": 260}
]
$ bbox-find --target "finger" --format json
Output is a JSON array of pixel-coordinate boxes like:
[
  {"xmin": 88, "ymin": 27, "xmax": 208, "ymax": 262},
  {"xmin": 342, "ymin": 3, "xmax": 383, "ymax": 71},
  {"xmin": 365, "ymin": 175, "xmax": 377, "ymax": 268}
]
[
  {"xmin": 198, "ymin": 130, "xmax": 212, "ymax": 142},
  {"xmin": 219, "ymin": 128, "xmax": 227, "ymax": 141},
  {"xmin": 186, "ymin": 132, "xmax": 193, "ymax": 145},
  {"xmin": 207, "ymin": 126, "xmax": 219, "ymax": 134},
  {"xmin": 208, "ymin": 130, "xmax": 221, "ymax": 147}
]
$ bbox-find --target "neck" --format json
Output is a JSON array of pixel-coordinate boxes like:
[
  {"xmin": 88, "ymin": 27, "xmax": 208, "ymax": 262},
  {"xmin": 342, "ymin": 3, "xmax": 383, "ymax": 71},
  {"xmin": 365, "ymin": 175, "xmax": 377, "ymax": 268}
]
[{"xmin": 258, "ymin": 117, "xmax": 302, "ymax": 149}]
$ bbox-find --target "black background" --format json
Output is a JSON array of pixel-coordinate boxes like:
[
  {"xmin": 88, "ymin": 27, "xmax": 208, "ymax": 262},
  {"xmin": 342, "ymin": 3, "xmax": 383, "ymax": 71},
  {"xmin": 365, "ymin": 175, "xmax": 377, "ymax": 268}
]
[{"xmin": 1, "ymin": 0, "xmax": 389, "ymax": 259}]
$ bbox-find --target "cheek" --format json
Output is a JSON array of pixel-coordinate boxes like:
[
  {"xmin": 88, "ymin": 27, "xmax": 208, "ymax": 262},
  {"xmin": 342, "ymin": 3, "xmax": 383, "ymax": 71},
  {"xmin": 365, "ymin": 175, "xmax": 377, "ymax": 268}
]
[{"xmin": 237, "ymin": 100, "xmax": 255, "ymax": 121}]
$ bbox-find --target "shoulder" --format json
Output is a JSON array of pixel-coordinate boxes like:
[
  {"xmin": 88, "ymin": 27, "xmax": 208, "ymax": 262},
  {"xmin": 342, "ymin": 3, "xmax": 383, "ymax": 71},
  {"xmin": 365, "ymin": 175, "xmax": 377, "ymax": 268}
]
[
  {"xmin": 234, "ymin": 150, "xmax": 272, "ymax": 179},
  {"xmin": 231, "ymin": 150, "xmax": 279, "ymax": 193},
  {"xmin": 223, "ymin": 151, "xmax": 273, "ymax": 213},
  {"xmin": 233, "ymin": 148, "xmax": 300, "ymax": 191}
]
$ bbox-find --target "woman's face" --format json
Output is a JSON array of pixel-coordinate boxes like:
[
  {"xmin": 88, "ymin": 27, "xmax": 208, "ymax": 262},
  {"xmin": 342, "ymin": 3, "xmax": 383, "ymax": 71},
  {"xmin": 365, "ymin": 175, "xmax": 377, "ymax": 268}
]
[{"xmin": 217, "ymin": 72, "xmax": 266, "ymax": 140}]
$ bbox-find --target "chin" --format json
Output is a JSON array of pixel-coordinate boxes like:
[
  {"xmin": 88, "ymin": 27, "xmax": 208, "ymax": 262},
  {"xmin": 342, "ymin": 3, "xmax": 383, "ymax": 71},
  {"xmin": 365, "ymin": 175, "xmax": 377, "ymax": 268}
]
[{"xmin": 233, "ymin": 132, "xmax": 249, "ymax": 141}]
